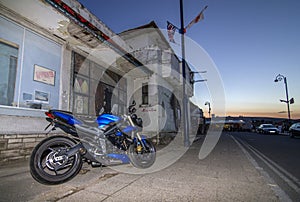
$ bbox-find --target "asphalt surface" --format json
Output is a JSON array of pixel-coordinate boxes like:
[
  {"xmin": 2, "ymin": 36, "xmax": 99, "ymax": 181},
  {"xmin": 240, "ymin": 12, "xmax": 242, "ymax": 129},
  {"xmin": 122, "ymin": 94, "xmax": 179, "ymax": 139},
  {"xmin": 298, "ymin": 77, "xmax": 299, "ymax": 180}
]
[
  {"xmin": 0, "ymin": 132, "xmax": 285, "ymax": 201},
  {"xmin": 231, "ymin": 132, "xmax": 300, "ymax": 201}
]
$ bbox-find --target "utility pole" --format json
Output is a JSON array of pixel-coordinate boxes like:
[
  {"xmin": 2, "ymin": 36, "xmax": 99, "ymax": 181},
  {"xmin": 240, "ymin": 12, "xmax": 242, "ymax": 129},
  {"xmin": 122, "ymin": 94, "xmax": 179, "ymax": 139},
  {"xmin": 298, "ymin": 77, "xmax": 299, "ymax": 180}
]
[{"xmin": 180, "ymin": 0, "xmax": 189, "ymax": 147}]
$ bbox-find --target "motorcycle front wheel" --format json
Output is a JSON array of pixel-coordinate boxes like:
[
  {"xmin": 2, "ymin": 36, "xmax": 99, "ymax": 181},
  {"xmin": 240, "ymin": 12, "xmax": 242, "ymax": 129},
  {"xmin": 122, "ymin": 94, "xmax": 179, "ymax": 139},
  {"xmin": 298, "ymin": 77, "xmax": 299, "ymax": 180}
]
[
  {"xmin": 30, "ymin": 136, "xmax": 83, "ymax": 185},
  {"xmin": 128, "ymin": 139, "xmax": 156, "ymax": 169}
]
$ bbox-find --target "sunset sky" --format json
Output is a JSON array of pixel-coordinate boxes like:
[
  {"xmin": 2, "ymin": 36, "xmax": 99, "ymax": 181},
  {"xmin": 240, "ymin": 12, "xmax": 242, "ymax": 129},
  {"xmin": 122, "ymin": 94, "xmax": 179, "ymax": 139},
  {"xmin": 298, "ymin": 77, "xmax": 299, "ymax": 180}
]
[{"xmin": 79, "ymin": 0, "xmax": 300, "ymax": 119}]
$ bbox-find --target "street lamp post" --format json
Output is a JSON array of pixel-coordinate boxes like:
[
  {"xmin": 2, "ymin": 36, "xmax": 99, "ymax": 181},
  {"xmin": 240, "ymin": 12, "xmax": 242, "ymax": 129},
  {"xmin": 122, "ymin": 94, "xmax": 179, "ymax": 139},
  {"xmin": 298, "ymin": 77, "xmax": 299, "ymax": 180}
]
[
  {"xmin": 205, "ymin": 101, "xmax": 211, "ymax": 118},
  {"xmin": 274, "ymin": 74, "xmax": 293, "ymax": 122}
]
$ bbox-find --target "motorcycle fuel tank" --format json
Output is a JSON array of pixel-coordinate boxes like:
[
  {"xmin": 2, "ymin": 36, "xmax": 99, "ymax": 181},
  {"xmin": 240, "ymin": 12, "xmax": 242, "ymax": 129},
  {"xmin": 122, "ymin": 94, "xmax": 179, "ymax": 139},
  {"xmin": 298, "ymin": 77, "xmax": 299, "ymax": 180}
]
[{"xmin": 97, "ymin": 114, "xmax": 121, "ymax": 129}]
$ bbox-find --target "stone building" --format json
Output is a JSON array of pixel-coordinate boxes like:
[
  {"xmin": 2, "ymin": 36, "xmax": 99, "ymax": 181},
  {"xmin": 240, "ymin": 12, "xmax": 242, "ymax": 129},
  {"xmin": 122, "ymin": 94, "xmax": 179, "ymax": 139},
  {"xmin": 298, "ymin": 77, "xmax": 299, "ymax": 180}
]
[
  {"xmin": 0, "ymin": 0, "xmax": 201, "ymax": 164},
  {"xmin": 119, "ymin": 21, "xmax": 195, "ymax": 140}
]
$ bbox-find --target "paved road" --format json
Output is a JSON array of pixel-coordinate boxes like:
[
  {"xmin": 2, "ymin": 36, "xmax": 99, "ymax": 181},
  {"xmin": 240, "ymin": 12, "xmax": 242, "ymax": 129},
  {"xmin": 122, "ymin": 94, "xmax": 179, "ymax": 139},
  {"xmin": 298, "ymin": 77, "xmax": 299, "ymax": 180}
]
[
  {"xmin": 0, "ymin": 132, "xmax": 282, "ymax": 201},
  {"xmin": 230, "ymin": 131, "xmax": 300, "ymax": 201}
]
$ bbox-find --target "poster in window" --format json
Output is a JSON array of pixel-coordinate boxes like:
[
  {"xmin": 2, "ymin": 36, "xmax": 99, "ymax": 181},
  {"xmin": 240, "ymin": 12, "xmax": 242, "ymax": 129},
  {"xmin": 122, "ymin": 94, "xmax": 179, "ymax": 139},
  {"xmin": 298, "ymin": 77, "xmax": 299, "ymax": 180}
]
[
  {"xmin": 74, "ymin": 95, "xmax": 83, "ymax": 114},
  {"xmin": 33, "ymin": 65, "xmax": 56, "ymax": 86},
  {"xmin": 35, "ymin": 90, "xmax": 49, "ymax": 103},
  {"xmin": 23, "ymin": 92, "xmax": 33, "ymax": 101},
  {"xmin": 74, "ymin": 95, "xmax": 89, "ymax": 114},
  {"xmin": 74, "ymin": 76, "xmax": 89, "ymax": 94}
]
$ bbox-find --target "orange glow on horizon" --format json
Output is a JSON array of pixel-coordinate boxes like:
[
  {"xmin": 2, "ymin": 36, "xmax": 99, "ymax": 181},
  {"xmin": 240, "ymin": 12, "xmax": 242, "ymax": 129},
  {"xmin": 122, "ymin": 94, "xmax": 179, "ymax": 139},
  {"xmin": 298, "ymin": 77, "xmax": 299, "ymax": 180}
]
[{"xmin": 224, "ymin": 111, "xmax": 300, "ymax": 120}]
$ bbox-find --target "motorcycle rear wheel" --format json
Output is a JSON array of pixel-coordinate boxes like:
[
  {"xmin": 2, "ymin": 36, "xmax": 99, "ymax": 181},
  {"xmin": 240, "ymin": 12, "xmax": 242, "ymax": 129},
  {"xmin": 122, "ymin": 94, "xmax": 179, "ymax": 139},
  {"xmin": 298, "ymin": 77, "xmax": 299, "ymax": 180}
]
[
  {"xmin": 30, "ymin": 136, "xmax": 83, "ymax": 185},
  {"xmin": 128, "ymin": 139, "xmax": 156, "ymax": 169}
]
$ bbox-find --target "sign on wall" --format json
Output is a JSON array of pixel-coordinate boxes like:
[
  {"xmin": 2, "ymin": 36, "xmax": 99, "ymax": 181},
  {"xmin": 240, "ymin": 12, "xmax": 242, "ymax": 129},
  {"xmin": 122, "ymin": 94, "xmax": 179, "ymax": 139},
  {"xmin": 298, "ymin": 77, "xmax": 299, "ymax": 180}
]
[
  {"xmin": 33, "ymin": 64, "xmax": 56, "ymax": 86},
  {"xmin": 34, "ymin": 90, "xmax": 50, "ymax": 103}
]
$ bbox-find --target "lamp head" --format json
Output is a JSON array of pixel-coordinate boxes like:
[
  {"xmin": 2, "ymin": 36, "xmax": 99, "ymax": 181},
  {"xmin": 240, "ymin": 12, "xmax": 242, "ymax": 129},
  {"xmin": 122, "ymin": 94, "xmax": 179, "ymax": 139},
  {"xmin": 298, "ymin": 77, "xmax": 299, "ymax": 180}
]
[{"xmin": 274, "ymin": 74, "xmax": 284, "ymax": 82}]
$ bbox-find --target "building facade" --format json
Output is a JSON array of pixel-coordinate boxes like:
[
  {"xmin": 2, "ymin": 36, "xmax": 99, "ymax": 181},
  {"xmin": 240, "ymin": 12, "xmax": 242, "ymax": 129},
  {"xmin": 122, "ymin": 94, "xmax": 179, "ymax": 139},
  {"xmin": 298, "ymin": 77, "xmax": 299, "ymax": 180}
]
[
  {"xmin": 0, "ymin": 0, "xmax": 201, "ymax": 164},
  {"xmin": 119, "ymin": 21, "xmax": 195, "ymax": 139},
  {"xmin": 0, "ymin": 0, "xmax": 140, "ymax": 163}
]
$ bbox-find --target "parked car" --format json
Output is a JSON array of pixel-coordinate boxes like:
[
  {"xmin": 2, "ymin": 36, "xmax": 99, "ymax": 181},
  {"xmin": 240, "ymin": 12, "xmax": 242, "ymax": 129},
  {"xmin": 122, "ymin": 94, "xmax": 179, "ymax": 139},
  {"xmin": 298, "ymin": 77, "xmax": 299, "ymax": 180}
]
[
  {"xmin": 256, "ymin": 124, "xmax": 279, "ymax": 134},
  {"xmin": 289, "ymin": 123, "xmax": 300, "ymax": 138}
]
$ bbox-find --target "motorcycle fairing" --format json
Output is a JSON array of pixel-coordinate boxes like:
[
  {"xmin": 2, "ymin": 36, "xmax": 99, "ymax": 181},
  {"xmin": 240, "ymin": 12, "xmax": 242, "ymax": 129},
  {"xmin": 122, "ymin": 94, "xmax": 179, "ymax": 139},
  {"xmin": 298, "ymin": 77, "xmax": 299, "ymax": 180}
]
[
  {"xmin": 122, "ymin": 125, "xmax": 136, "ymax": 134},
  {"xmin": 102, "ymin": 135, "xmax": 148, "ymax": 165},
  {"xmin": 106, "ymin": 153, "xmax": 130, "ymax": 164},
  {"xmin": 97, "ymin": 114, "xmax": 122, "ymax": 129},
  {"xmin": 51, "ymin": 110, "xmax": 82, "ymax": 125}
]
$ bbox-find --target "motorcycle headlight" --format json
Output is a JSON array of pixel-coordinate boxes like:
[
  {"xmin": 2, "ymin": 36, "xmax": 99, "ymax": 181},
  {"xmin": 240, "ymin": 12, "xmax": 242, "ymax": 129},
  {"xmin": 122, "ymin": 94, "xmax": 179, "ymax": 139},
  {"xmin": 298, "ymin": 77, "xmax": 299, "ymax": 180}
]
[{"xmin": 131, "ymin": 114, "xmax": 137, "ymax": 120}]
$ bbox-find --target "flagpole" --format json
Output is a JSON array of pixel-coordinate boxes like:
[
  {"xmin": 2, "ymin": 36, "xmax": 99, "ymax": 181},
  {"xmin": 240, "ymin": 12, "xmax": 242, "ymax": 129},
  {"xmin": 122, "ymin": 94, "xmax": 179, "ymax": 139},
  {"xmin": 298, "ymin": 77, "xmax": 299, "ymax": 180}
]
[{"xmin": 180, "ymin": 0, "xmax": 190, "ymax": 147}]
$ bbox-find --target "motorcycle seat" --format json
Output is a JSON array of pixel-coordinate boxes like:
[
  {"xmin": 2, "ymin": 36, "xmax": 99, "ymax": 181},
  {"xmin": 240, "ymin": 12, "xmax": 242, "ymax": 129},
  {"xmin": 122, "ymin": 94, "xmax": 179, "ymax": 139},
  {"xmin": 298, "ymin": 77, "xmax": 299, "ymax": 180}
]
[{"xmin": 49, "ymin": 109, "xmax": 98, "ymax": 127}]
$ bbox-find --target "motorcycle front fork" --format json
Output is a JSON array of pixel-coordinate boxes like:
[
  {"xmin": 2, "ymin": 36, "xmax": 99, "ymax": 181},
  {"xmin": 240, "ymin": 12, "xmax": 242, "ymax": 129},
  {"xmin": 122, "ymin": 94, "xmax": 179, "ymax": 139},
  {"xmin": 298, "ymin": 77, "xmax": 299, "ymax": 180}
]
[{"xmin": 125, "ymin": 115, "xmax": 147, "ymax": 151}]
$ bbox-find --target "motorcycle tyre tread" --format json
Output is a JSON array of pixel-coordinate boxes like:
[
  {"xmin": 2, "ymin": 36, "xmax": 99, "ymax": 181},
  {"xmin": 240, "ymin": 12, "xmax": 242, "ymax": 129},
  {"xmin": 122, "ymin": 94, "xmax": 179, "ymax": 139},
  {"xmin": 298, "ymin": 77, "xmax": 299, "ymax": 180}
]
[
  {"xmin": 30, "ymin": 135, "xmax": 83, "ymax": 185},
  {"xmin": 128, "ymin": 139, "xmax": 156, "ymax": 169}
]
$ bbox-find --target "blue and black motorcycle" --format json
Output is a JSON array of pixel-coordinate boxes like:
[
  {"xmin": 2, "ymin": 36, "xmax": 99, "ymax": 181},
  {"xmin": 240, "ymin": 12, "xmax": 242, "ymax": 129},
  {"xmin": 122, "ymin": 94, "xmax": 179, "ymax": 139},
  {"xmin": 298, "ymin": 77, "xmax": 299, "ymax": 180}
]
[{"xmin": 30, "ymin": 101, "xmax": 156, "ymax": 185}]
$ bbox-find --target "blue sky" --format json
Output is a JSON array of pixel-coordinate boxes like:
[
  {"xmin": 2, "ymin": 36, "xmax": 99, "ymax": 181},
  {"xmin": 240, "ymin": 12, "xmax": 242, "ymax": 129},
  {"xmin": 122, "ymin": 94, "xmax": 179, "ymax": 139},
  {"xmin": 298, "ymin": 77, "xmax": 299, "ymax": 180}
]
[{"xmin": 79, "ymin": 0, "xmax": 300, "ymax": 119}]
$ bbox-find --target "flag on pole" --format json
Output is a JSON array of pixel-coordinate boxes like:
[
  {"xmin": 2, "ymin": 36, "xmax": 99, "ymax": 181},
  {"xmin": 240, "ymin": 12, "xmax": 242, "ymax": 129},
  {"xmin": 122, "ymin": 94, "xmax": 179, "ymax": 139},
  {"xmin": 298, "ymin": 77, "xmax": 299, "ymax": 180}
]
[
  {"xmin": 167, "ymin": 21, "xmax": 178, "ymax": 43},
  {"xmin": 185, "ymin": 5, "xmax": 208, "ymax": 31}
]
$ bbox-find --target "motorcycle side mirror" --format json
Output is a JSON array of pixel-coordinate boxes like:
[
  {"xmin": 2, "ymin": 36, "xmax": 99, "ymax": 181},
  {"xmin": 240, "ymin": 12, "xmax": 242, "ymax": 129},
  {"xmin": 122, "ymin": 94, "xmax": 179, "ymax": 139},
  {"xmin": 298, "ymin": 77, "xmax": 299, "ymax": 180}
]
[{"xmin": 128, "ymin": 100, "xmax": 136, "ymax": 114}]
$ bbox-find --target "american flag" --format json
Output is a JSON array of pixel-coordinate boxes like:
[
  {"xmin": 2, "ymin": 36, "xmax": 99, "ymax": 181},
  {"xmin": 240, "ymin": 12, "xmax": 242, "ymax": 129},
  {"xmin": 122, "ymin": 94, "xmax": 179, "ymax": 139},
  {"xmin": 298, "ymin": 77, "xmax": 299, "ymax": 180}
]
[{"xmin": 167, "ymin": 21, "xmax": 178, "ymax": 43}]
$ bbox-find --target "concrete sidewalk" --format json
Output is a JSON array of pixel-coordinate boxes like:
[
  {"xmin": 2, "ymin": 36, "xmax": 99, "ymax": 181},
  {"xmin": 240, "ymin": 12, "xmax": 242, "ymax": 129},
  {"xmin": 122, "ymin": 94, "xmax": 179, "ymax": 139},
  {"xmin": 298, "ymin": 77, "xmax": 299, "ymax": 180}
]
[{"xmin": 1, "ymin": 133, "xmax": 280, "ymax": 201}]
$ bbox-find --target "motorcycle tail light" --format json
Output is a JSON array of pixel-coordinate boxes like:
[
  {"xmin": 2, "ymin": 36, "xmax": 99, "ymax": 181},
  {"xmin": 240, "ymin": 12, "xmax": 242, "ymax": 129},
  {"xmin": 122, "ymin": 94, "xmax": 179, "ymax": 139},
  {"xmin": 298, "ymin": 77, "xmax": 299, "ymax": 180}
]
[{"xmin": 45, "ymin": 112, "xmax": 55, "ymax": 119}]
